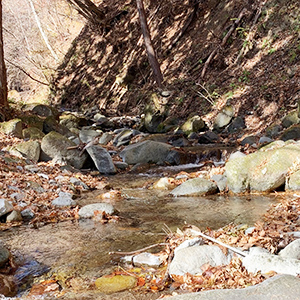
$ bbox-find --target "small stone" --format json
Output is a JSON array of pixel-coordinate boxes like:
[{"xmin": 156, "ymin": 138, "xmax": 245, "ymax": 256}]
[
  {"xmin": 133, "ymin": 253, "xmax": 162, "ymax": 267},
  {"xmin": 153, "ymin": 177, "xmax": 176, "ymax": 190},
  {"xmin": 52, "ymin": 192, "xmax": 76, "ymax": 207},
  {"xmin": 95, "ymin": 275, "xmax": 137, "ymax": 294},
  {"xmin": 0, "ymin": 199, "xmax": 13, "ymax": 217},
  {"xmin": 9, "ymin": 192, "xmax": 25, "ymax": 201},
  {"xmin": 69, "ymin": 177, "xmax": 89, "ymax": 190},
  {"xmin": 6, "ymin": 210, "xmax": 23, "ymax": 222},
  {"xmin": 0, "ymin": 245, "xmax": 10, "ymax": 267},
  {"xmin": 78, "ymin": 203, "xmax": 115, "ymax": 219},
  {"xmin": 24, "ymin": 165, "xmax": 40, "ymax": 173},
  {"xmin": 21, "ymin": 208, "xmax": 35, "ymax": 219}
]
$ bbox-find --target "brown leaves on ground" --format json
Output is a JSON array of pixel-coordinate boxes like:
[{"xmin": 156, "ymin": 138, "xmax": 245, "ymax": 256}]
[
  {"xmin": 0, "ymin": 132, "xmax": 111, "ymax": 229},
  {"xmin": 109, "ymin": 193, "xmax": 300, "ymax": 294}
]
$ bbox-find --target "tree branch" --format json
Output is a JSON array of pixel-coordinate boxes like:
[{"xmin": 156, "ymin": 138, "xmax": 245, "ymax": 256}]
[{"xmin": 5, "ymin": 59, "xmax": 49, "ymax": 86}]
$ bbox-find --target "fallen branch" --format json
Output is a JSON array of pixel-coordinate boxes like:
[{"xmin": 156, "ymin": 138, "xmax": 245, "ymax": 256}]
[
  {"xmin": 109, "ymin": 242, "xmax": 168, "ymax": 256},
  {"xmin": 201, "ymin": 8, "xmax": 247, "ymax": 78},
  {"xmin": 188, "ymin": 228, "xmax": 247, "ymax": 257}
]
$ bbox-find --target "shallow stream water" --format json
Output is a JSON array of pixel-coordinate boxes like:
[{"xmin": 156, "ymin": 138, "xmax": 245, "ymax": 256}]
[{"xmin": 1, "ymin": 173, "xmax": 277, "ymax": 299}]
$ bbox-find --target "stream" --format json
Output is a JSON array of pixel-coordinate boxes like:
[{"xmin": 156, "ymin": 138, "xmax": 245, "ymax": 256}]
[{"xmin": 1, "ymin": 172, "xmax": 277, "ymax": 299}]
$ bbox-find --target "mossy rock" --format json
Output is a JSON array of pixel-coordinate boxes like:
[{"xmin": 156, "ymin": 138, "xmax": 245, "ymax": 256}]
[
  {"xmin": 20, "ymin": 115, "xmax": 44, "ymax": 131},
  {"xmin": 180, "ymin": 115, "xmax": 205, "ymax": 135},
  {"xmin": 95, "ymin": 275, "xmax": 137, "ymax": 294},
  {"xmin": 282, "ymin": 110, "xmax": 299, "ymax": 128},
  {"xmin": 0, "ymin": 119, "xmax": 23, "ymax": 138},
  {"xmin": 59, "ymin": 112, "xmax": 88, "ymax": 129},
  {"xmin": 226, "ymin": 141, "xmax": 300, "ymax": 193},
  {"xmin": 9, "ymin": 140, "xmax": 41, "ymax": 163},
  {"xmin": 23, "ymin": 127, "xmax": 45, "ymax": 140}
]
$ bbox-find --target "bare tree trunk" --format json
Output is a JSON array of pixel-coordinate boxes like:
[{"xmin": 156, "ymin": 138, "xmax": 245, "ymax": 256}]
[
  {"xmin": 27, "ymin": 0, "xmax": 59, "ymax": 61},
  {"xmin": 136, "ymin": 0, "xmax": 163, "ymax": 89},
  {"xmin": 0, "ymin": 0, "xmax": 8, "ymax": 107},
  {"xmin": 65, "ymin": 0, "xmax": 105, "ymax": 24}
]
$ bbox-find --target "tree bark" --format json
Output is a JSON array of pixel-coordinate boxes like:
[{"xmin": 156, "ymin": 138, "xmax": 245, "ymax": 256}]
[
  {"xmin": 0, "ymin": 0, "xmax": 8, "ymax": 107},
  {"xmin": 66, "ymin": 0, "xmax": 105, "ymax": 24},
  {"xmin": 136, "ymin": 0, "xmax": 163, "ymax": 89}
]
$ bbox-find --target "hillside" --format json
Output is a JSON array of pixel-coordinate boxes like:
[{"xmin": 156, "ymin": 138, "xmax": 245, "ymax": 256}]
[{"xmin": 52, "ymin": 0, "xmax": 300, "ymax": 136}]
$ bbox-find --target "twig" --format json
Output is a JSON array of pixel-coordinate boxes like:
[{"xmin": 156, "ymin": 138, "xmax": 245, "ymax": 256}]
[
  {"xmin": 5, "ymin": 59, "xmax": 49, "ymax": 86},
  {"xmin": 201, "ymin": 8, "xmax": 247, "ymax": 78},
  {"xmin": 162, "ymin": 247, "xmax": 174, "ymax": 283},
  {"xmin": 188, "ymin": 229, "xmax": 247, "ymax": 257},
  {"xmin": 234, "ymin": 7, "xmax": 262, "ymax": 64},
  {"xmin": 109, "ymin": 242, "xmax": 168, "ymax": 256}
]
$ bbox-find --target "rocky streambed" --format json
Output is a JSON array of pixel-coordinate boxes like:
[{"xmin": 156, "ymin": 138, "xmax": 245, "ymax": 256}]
[
  {"xmin": 1, "ymin": 103, "xmax": 300, "ymax": 298},
  {"xmin": 1, "ymin": 173, "xmax": 277, "ymax": 299}
]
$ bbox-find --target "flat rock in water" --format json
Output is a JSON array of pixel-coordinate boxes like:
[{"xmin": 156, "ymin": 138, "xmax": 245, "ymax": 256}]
[
  {"xmin": 170, "ymin": 178, "xmax": 218, "ymax": 196},
  {"xmin": 95, "ymin": 275, "xmax": 137, "ymax": 294},
  {"xmin": 78, "ymin": 203, "xmax": 114, "ymax": 218},
  {"xmin": 169, "ymin": 245, "xmax": 231, "ymax": 276},
  {"xmin": 165, "ymin": 275, "xmax": 300, "ymax": 300}
]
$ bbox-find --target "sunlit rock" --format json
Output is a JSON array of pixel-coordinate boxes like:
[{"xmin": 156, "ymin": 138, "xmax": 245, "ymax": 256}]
[
  {"xmin": 170, "ymin": 178, "xmax": 218, "ymax": 196},
  {"xmin": 95, "ymin": 275, "xmax": 137, "ymax": 293}
]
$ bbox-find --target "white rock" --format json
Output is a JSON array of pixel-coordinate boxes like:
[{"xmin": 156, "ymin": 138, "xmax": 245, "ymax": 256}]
[
  {"xmin": 169, "ymin": 245, "xmax": 232, "ymax": 276},
  {"xmin": 123, "ymin": 252, "xmax": 162, "ymax": 267},
  {"xmin": 0, "ymin": 199, "xmax": 13, "ymax": 217},
  {"xmin": 279, "ymin": 239, "xmax": 300, "ymax": 260},
  {"xmin": 242, "ymin": 252, "xmax": 300, "ymax": 276},
  {"xmin": 78, "ymin": 203, "xmax": 114, "ymax": 218}
]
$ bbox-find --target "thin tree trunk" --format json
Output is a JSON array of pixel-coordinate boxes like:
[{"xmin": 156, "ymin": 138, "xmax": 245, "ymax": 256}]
[
  {"xmin": 27, "ymin": 0, "xmax": 59, "ymax": 61},
  {"xmin": 0, "ymin": 0, "xmax": 8, "ymax": 107},
  {"xmin": 136, "ymin": 0, "xmax": 163, "ymax": 89},
  {"xmin": 66, "ymin": 0, "xmax": 105, "ymax": 24}
]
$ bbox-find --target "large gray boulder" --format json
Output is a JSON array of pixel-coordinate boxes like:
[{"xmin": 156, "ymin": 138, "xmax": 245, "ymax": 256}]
[
  {"xmin": 79, "ymin": 129, "xmax": 102, "ymax": 144},
  {"xmin": 166, "ymin": 275, "xmax": 300, "ymax": 300},
  {"xmin": 86, "ymin": 145, "xmax": 116, "ymax": 174},
  {"xmin": 225, "ymin": 141, "xmax": 300, "ymax": 193},
  {"xmin": 170, "ymin": 178, "xmax": 218, "ymax": 196},
  {"xmin": 242, "ymin": 252, "xmax": 300, "ymax": 276},
  {"xmin": 41, "ymin": 131, "xmax": 88, "ymax": 169},
  {"xmin": 120, "ymin": 140, "xmax": 172, "ymax": 165},
  {"xmin": 169, "ymin": 245, "xmax": 231, "ymax": 276}
]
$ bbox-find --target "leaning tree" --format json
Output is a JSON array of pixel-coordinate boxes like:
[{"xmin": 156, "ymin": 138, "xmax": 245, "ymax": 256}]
[{"xmin": 0, "ymin": 0, "xmax": 8, "ymax": 107}]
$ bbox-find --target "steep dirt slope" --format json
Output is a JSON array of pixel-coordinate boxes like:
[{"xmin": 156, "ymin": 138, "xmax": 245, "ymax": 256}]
[{"xmin": 52, "ymin": 0, "xmax": 300, "ymax": 135}]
